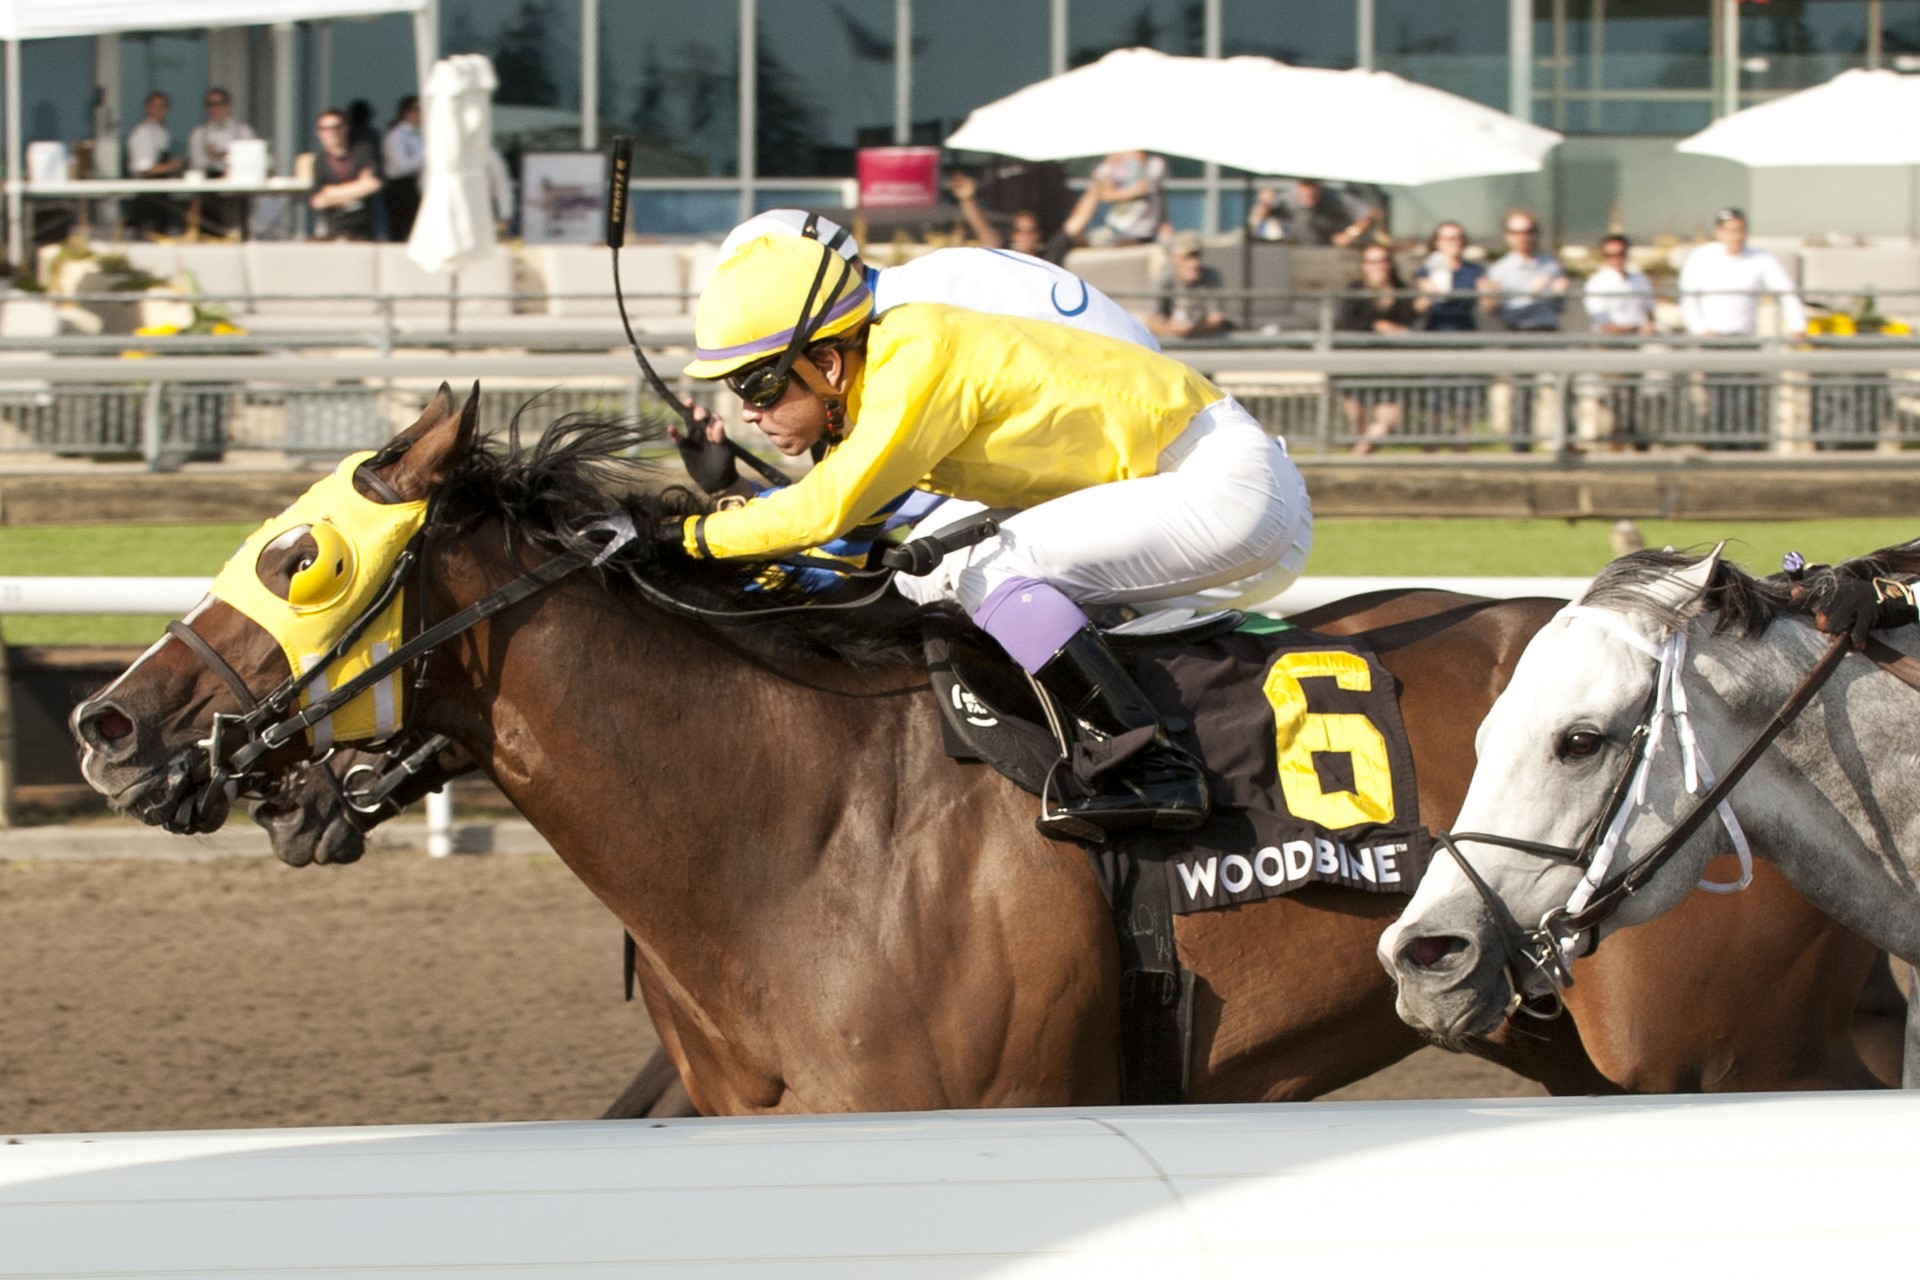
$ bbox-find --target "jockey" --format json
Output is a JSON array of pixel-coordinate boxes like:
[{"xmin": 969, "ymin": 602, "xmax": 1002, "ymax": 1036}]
[
  {"xmin": 676, "ymin": 209, "xmax": 1154, "ymax": 498},
  {"xmin": 662, "ymin": 233, "xmax": 1313, "ymax": 839}
]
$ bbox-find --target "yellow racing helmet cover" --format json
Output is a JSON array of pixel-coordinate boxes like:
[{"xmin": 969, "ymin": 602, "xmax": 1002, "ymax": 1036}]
[
  {"xmin": 683, "ymin": 234, "xmax": 873, "ymax": 379},
  {"xmin": 208, "ymin": 451, "xmax": 428, "ymax": 748}
]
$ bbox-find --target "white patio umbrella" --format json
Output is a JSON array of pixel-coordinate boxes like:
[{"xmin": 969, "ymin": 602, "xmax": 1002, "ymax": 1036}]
[
  {"xmin": 944, "ymin": 47, "xmax": 1561, "ymax": 185},
  {"xmin": 408, "ymin": 53, "xmax": 499, "ymax": 275},
  {"xmin": 1676, "ymin": 69, "xmax": 1920, "ymax": 166}
]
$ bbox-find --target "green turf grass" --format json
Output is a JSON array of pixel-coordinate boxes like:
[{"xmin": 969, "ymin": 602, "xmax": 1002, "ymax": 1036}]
[
  {"xmin": 1307, "ymin": 517, "xmax": 1918, "ymax": 579},
  {"xmin": 3, "ymin": 517, "xmax": 1915, "ymax": 645},
  {"xmin": 1, "ymin": 522, "xmax": 254, "ymax": 646}
]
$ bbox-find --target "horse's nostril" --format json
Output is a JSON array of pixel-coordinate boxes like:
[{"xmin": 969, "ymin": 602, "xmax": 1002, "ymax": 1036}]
[
  {"xmin": 92, "ymin": 708, "xmax": 134, "ymax": 742},
  {"xmin": 1406, "ymin": 934, "xmax": 1468, "ymax": 969}
]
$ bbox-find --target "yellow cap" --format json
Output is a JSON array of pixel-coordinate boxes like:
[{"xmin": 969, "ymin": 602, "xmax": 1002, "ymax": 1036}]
[{"xmin": 683, "ymin": 235, "xmax": 873, "ymax": 380}]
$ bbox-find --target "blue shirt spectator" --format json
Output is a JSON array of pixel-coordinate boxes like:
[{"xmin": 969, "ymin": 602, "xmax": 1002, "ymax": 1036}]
[
  {"xmin": 1486, "ymin": 210, "xmax": 1568, "ymax": 332},
  {"xmin": 1414, "ymin": 223, "xmax": 1490, "ymax": 332}
]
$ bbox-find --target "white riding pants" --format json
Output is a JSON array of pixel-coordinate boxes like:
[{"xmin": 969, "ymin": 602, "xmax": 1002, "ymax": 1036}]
[{"xmin": 894, "ymin": 397, "xmax": 1312, "ymax": 615}]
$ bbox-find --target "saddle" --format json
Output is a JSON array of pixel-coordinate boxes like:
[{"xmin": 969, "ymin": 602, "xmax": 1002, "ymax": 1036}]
[{"xmin": 924, "ymin": 611, "xmax": 1434, "ymax": 1104}]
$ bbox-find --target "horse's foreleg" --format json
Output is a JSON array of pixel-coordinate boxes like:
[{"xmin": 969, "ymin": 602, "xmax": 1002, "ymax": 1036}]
[{"xmin": 601, "ymin": 1047, "xmax": 699, "ymax": 1119}]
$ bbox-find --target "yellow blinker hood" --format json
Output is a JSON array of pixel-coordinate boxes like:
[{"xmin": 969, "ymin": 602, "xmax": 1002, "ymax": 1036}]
[{"xmin": 208, "ymin": 452, "xmax": 428, "ymax": 748}]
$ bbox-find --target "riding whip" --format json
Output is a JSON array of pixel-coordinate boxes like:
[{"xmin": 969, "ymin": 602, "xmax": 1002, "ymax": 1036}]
[{"xmin": 604, "ymin": 135, "xmax": 787, "ymax": 488}]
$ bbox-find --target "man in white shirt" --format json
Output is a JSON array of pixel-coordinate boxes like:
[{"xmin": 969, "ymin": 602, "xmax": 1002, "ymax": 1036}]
[
  {"xmin": 1679, "ymin": 209, "xmax": 1803, "ymax": 447},
  {"xmin": 188, "ymin": 88, "xmax": 256, "ymax": 237},
  {"xmin": 1582, "ymin": 234, "xmax": 1657, "ymax": 448},
  {"xmin": 125, "ymin": 91, "xmax": 183, "ymax": 238},
  {"xmin": 1679, "ymin": 208, "xmax": 1806, "ymax": 338},
  {"xmin": 1583, "ymin": 234, "xmax": 1655, "ymax": 335}
]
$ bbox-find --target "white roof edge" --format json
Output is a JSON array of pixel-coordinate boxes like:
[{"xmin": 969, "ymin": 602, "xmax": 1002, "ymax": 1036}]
[{"xmin": 0, "ymin": 0, "xmax": 426, "ymax": 42}]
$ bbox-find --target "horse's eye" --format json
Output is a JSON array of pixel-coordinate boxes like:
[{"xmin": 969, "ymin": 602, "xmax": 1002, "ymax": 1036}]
[{"xmin": 1559, "ymin": 729, "xmax": 1603, "ymax": 760}]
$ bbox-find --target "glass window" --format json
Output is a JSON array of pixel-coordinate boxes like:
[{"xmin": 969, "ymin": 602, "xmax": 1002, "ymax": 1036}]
[
  {"xmin": 1888, "ymin": 0, "xmax": 1920, "ymax": 60},
  {"xmin": 1221, "ymin": 0, "xmax": 1355, "ymax": 66},
  {"xmin": 326, "ymin": 15, "xmax": 420, "ymax": 133},
  {"xmin": 1374, "ymin": 0, "xmax": 1509, "ymax": 107},
  {"xmin": 1595, "ymin": 0, "xmax": 1713, "ymax": 91},
  {"xmin": 1738, "ymin": 0, "xmax": 1867, "ymax": 96},
  {"xmin": 913, "ymin": 0, "xmax": 1049, "ymax": 145},
  {"xmin": 1068, "ymin": 0, "xmax": 1204, "ymax": 66},
  {"xmin": 443, "ymin": 0, "xmax": 583, "ymax": 151},
  {"xmin": 600, "ymin": 0, "xmax": 739, "ymax": 177},
  {"xmin": 21, "ymin": 37, "xmax": 93, "ymax": 148},
  {"xmin": 756, "ymin": 0, "xmax": 896, "ymax": 177}
]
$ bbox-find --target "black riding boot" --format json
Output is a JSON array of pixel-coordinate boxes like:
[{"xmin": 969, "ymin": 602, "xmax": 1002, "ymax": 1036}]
[{"xmin": 1032, "ymin": 626, "xmax": 1209, "ymax": 840}]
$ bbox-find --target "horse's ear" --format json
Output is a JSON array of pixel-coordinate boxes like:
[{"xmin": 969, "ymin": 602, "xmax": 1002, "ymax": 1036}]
[
  {"xmin": 370, "ymin": 381, "xmax": 480, "ymax": 502},
  {"xmin": 1668, "ymin": 542, "xmax": 1725, "ymax": 613}
]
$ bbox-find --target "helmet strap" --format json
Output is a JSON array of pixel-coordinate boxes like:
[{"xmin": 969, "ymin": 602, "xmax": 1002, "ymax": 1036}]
[{"xmin": 790, "ymin": 353, "xmax": 848, "ymax": 441}]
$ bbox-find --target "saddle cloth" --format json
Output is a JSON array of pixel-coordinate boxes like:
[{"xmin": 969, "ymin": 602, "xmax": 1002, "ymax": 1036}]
[{"xmin": 925, "ymin": 617, "xmax": 1434, "ymax": 915}]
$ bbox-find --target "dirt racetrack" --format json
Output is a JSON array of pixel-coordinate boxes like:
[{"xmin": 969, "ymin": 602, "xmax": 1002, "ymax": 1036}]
[{"xmin": 1, "ymin": 849, "xmax": 1539, "ymax": 1136}]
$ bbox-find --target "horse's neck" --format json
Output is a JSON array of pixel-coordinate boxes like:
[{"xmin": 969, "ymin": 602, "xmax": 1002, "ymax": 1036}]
[
  {"xmin": 1699, "ymin": 618, "xmax": 1920, "ymax": 966},
  {"xmin": 426, "ymin": 575, "xmax": 933, "ymax": 923}
]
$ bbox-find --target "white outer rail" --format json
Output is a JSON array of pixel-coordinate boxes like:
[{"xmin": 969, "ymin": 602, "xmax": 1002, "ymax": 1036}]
[
  {"xmin": 1, "ymin": 1094, "xmax": 1914, "ymax": 1275},
  {"xmin": 1, "ymin": 575, "xmax": 1591, "ymax": 859}
]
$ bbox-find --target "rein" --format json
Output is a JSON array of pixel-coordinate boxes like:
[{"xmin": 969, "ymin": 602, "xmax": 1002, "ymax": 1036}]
[
  {"xmin": 161, "ymin": 499, "xmax": 999, "ymax": 831},
  {"xmin": 1437, "ymin": 611, "xmax": 1856, "ymax": 1007}
]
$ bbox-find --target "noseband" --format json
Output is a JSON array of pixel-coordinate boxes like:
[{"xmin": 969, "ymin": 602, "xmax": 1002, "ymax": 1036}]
[{"xmin": 1433, "ymin": 607, "xmax": 1854, "ymax": 1015}]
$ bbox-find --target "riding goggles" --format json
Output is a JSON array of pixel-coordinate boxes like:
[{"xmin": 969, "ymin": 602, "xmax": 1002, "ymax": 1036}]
[{"xmin": 726, "ymin": 359, "xmax": 793, "ymax": 409}]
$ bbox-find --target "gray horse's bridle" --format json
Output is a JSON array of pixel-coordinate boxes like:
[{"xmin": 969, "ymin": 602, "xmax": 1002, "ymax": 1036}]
[{"xmin": 1432, "ymin": 606, "xmax": 1852, "ymax": 1015}]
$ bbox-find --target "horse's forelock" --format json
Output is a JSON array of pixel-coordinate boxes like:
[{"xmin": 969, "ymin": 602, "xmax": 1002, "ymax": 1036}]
[{"xmin": 1581, "ymin": 548, "xmax": 1792, "ymax": 639}]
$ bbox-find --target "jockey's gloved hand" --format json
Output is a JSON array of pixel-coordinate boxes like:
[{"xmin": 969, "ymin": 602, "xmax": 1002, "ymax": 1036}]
[
  {"xmin": 1816, "ymin": 574, "xmax": 1919, "ymax": 645},
  {"xmin": 652, "ymin": 519, "xmax": 688, "ymax": 559},
  {"xmin": 675, "ymin": 427, "xmax": 738, "ymax": 495}
]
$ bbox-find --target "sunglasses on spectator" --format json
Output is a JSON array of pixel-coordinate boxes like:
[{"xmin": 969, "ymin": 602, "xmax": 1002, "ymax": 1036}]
[
  {"xmin": 207, "ymin": 97, "xmax": 228, "ymax": 106},
  {"xmin": 1505, "ymin": 225, "xmax": 1537, "ymax": 235}
]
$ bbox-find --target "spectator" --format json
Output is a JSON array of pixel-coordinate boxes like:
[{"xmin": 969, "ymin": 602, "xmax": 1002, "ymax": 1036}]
[
  {"xmin": 382, "ymin": 95, "xmax": 424, "ymax": 242},
  {"xmin": 345, "ymin": 100, "xmax": 387, "ymax": 238},
  {"xmin": 188, "ymin": 88, "xmax": 255, "ymax": 177},
  {"xmin": 949, "ymin": 171, "xmax": 1083, "ymax": 265},
  {"xmin": 488, "ymin": 146, "xmax": 516, "ymax": 236},
  {"xmin": 308, "ymin": 108, "xmax": 382, "ymax": 241},
  {"xmin": 1487, "ymin": 209, "xmax": 1568, "ymax": 333},
  {"xmin": 1147, "ymin": 231, "xmax": 1230, "ymax": 340},
  {"xmin": 1413, "ymin": 221, "xmax": 1490, "ymax": 331},
  {"xmin": 1247, "ymin": 178, "xmax": 1377, "ymax": 247},
  {"xmin": 188, "ymin": 87, "xmax": 256, "ymax": 238},
  {"xmin": 1336, "ymin": 245, "xmax": 1416, "ymax": 336},
  {"xmin": 1336, "ymin": 245, "xmax": 1417, "ymax": 453},
  {"xmin": 1583, "ymin": 234, "xmax": 1657, "ymax": 448},
  {"xmin": 1679, "ymin": 208, "xmax": 1804, "ymax": 447},
  {"xmin": 1583, "ymin": 234, "xmax": 1656, "ymax": 335},
  {"xmin": 126, "ymin": 91, "xmax": 183, "ymax": 238},
  {"xmin": 1487, "ymin": 209, "xmax": 1569, "ymax": 450},
  {"xmin": 1086, "ymin": 150, "xmax": 1165, "ymax": 246},
  {"xmin": 1679, "ymin": 207, "xmax": 1805, "ymax": 339}
]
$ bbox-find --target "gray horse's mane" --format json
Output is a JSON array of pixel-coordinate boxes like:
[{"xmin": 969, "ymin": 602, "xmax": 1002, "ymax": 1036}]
[{"xmin": 1580, "ymin": 548, "xmax": 1796, "ymax": 638}]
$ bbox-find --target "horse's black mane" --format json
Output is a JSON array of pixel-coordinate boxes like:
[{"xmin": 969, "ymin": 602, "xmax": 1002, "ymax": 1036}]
[
  {"xmin": 422, "ymin": 412, "xmax": 932, "ymax": 666},
  {"xmin": 1580, "ymin": 547, "xmax": 1795, "ymax": 637}
]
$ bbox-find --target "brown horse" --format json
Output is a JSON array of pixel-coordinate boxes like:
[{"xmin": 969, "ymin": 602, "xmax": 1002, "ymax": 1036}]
[{"xmin": 74, "ymin": 388, "xmax": 1890, "ymax": 1113}]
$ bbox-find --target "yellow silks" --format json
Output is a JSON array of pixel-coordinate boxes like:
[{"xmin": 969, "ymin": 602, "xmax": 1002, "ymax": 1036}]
[{"xmin": 208, "ymin": 452, "xmax": 427, "ymax": 749}]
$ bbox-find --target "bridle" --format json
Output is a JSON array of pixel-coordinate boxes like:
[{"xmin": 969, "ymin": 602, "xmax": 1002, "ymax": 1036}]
[
  {"xmin": 155, "ymin": 491, "xmax": 1001, "ymax": 836},
  {"xmin": 151, "ymin": 505, "xmax": 640, "ymax": 835},
  {"xmin": 1431, "ymin": 604, "xmax": 1854, "ymax": 1016}
]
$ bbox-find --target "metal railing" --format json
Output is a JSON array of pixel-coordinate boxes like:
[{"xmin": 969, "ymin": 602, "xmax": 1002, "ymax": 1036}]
[{"xmin": 2, "ymin": 346, "xmax": 1920, "ymax": 468}]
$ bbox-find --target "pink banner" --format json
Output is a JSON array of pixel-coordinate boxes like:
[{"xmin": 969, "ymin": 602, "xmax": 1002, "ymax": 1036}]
[{"xmin": 857, "ymin": 147, "xmax": 942, "ymax": 208}]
